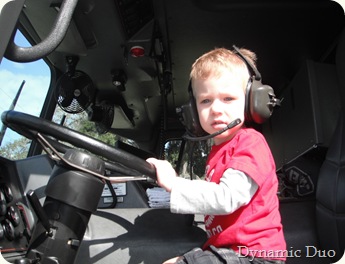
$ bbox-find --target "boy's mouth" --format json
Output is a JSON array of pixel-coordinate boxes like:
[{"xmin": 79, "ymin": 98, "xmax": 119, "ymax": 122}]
[
  {"xmin": 212, "ymin": 120, "xmax": 227, "ymax": 129},
  {"xmin": 212, "ymin": 120, "xmax": 226, "ymax": 125}
]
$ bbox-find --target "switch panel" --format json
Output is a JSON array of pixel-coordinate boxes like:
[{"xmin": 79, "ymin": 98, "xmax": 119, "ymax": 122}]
[{"xmin": 0, "ymin": 160, "xmax": 31, "ymax": 256}]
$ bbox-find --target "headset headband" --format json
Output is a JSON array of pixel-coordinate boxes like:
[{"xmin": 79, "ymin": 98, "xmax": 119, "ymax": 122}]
[{"xmin": 232, "ymin": 45, "xmax": 261, "ymax": 81}]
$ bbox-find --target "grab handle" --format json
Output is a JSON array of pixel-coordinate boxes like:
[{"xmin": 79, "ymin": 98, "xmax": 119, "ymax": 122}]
[{"xmin": 5, "ymin": 0, "xmax": 79, "ymax": 62}]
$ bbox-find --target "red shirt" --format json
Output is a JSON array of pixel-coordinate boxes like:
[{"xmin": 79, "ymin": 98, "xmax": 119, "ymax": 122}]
[{"xmin": 203, "ymin": 128, "xmax": 286, "ymax": 260}]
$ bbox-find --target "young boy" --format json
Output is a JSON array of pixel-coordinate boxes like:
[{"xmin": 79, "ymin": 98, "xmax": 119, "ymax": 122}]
[{"xmin": 147, "ymin": 47, "xmax": 286, "ymax": 264}]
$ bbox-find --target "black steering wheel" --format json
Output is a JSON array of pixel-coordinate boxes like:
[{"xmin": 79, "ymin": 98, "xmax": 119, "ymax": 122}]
[{"xmin": 1, "ymin": 110, "xmax": 156, "ymax": 180}]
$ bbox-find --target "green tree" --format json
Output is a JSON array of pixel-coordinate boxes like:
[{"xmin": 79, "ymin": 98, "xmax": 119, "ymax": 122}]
[
  {"xmin": 0, "ymin": 137, "xmax": 31, "ymax": 159},
  {"xmin": 164, "ymin": 139, "xmax": 211, "ymax": 179},
  {"xmin": 0, "ymin": 109, "xmax": 118, "ymax": 160},
  {"xmin": 164, "ymin": 140, "xmax": 182, "ymax": 165},
  {"xmin": 53, "ymin": 109, "xmax": 117, "ymax": 146},
  {"xmin": 76, "ymin": 118, "xmax": 117, "ymax": 146}
]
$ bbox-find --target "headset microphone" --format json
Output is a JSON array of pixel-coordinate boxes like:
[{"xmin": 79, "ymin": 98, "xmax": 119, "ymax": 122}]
[{"xmin": 183, "ymin": 118, "xmax": 241, "ymax": 141}]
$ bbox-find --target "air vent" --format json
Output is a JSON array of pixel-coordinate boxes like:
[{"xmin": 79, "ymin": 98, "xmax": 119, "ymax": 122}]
[{"xmin": 115, "ymin": 0, "xmax": 154, "ymax": 39}]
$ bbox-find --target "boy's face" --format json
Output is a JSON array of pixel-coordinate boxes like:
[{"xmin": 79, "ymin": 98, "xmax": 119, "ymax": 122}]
[{"xmin": 193, "ymin": 68, "xmax": 246, "ymax": 145}]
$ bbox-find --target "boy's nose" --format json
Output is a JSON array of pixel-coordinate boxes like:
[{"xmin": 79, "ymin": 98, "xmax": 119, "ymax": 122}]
[{"xmin": 211, "ymin": 100, "xmax": 223, "ymax": 114}]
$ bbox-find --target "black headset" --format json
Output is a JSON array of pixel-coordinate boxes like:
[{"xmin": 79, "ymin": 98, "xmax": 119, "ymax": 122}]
[{"xmin": 177, "ymin": 45, "xmax": 281, "ymax": 140}]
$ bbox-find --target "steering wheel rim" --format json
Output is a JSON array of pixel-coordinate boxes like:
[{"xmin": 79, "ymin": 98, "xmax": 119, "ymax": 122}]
[{"xmin": 1, "ymin": 110, "xmax": 156, "ymax": 180}]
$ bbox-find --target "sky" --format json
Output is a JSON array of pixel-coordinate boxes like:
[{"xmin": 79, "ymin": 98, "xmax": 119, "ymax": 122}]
[{"xmin": 0, "ymin": 32, "xmax": 51, "ymax": 145}]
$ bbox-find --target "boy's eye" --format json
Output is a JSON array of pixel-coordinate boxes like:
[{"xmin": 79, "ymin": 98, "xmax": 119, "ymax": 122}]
[
  {"xmin": 200, "ymin": 99, "xmax": 210, "ymax": 104},
  {"xmin": 224, "ymin": 97, "xmax": 233, "ymax": 102}
]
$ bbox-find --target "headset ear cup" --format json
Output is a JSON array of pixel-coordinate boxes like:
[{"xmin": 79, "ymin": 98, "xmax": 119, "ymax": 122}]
[
  {"xmin": 178, "ymin": 94, "xmax": 208, "ymax": 137},
  {"xmin": 189, "ymin": 96, "xmax": 208, "ymax": 136},
  {"xmin": 245, "ymin": 78, "xmax": 254, "ymax": 123},
  {"xmin": 248, "ymin": 80, "xmax": 276, "ymax": 124}
]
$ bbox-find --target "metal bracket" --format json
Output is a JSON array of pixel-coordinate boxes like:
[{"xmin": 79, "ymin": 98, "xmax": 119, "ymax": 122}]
[{"xmin": 36, "ymin": 133, "xmax": 150, "ymax": 183}]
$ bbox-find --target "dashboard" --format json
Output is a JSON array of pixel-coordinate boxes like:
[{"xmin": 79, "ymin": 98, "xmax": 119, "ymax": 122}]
[
  {"xmin": 0, "ymin": 152, "xmax": 156, "ymax": 262},
  {"xmin": 0, "ymin": 157, "xmax": 34, "ymax": 260}
]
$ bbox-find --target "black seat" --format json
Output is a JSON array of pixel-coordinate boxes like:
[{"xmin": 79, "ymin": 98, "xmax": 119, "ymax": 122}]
[
  {"xmin": 314, "ymin": 27, "xmax": 345, "ymax": 262},
  {"xmin": 315, "ymin": 110, "xmax": 345, "ymax": 262}
]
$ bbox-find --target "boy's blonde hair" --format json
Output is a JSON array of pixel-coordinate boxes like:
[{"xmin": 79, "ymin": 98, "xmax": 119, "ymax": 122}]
[{"xmin": 190, "ymin": 47, "xmax": 257, "ymax": 91}]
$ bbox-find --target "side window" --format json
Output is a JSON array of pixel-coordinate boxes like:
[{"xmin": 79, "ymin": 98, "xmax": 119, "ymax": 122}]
[
  {"xmin": 164, "ymin": 139, "xmax": 211, "ymax": 180},
  {"xmin": 164, "ymin": 139, "xmax": 183, "ymax": 169},
  {"xmin": 0, "ymin": 31, "xmax": 51, "ymax": 159}
]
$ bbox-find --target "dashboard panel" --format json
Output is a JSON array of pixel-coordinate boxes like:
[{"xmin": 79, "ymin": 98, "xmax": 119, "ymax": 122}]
[
  {"xmin": 0, "ymin": 157, "xmax": 33, "ymax": 260},
  {"xmin": 0, "ymin": 153, "xmax": 152, "ymax": 262}
]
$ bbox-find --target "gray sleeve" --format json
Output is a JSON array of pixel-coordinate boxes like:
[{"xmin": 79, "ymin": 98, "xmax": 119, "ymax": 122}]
[{"xmin": 170, "ymin": 168, "xmax": 258, "ymax": 215}]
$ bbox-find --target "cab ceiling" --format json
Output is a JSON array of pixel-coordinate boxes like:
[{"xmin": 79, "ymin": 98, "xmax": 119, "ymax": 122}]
[{"xmin": 17, "ymin": 0, "xmax": 345, "ymax": 143}]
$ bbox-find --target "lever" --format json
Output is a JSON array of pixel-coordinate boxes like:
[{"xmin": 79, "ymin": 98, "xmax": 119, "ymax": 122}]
[{"xmin": 26, "ymin": 190, "xmax": 53, "ymax": 236}]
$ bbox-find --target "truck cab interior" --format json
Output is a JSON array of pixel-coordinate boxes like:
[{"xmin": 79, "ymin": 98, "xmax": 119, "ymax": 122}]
[{"xmin": 0, "ymin": 0, "xmax": 345, "ymax": 263}]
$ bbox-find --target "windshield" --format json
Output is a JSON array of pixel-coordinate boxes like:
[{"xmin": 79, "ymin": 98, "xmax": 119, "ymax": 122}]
[
  {"xmin": 0, "ymin": 30, "xmax": 134, "ymax": 160},
  {"xmin": 0, "ymin": 30, "xmax": 50, "ymax": 159}
]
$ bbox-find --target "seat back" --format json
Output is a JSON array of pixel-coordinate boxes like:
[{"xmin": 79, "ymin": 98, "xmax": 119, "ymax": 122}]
[
  {"xmin": 315, "ymin": 110, "xmax": 345, "ymax": 260},
  {"xmin": 315, "ymin": 26, "xmax": 345, "ymax": 262}
]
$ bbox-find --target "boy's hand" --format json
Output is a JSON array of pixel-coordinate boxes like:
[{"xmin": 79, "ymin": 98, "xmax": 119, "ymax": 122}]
[{"xmin": 146, "ymin": 158, "xmax": 177, "ymax": 192}]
